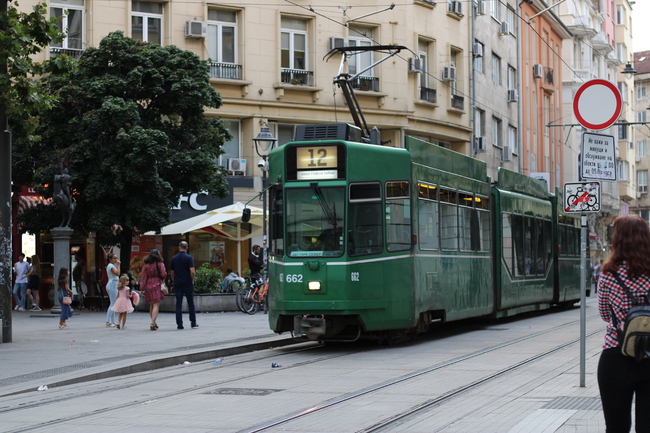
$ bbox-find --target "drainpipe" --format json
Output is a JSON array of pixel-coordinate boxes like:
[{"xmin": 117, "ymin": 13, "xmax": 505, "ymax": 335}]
[
  {"xmin": 470, "ymin": 0, "xmax": 476, "ymax": 157},
  {"xmin": 517, "ymin": 4, "xmax": 523, "ymax": 174}
]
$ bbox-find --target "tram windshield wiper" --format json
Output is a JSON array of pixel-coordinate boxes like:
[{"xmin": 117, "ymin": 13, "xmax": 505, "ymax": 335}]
[{"xmin": 310, "ymin": 183, "xmax": 337, "ymax": 229}]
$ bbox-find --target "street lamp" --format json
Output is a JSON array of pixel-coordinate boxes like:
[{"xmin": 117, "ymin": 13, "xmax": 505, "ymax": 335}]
[
  {"xmin": 252, "ymin": 126, "xmax": 277, "ymax": 284},
  {"xmin": 622, "ymin": 62, "xmax": 637, "ymax": 76}
]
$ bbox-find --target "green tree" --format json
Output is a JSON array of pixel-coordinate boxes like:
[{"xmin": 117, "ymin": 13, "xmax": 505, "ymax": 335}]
[{"xmin": 18, "ymin": 31, "xmax": 231, "ymax": 267}]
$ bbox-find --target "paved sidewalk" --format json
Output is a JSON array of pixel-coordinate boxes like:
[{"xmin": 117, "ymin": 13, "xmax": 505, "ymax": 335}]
[{"xmin": 0, "ymin": 308, "xmax": 294, "ymax": 397}]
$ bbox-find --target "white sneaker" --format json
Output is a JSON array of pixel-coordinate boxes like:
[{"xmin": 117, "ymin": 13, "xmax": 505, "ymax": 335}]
[
  {"xmin": 31, "ymin": 306, "xmax": 42, "ymax": 311},
  {"xmin": 14, "ymin": 305, "xmax": 19, "ymax": 310},
  {"xmin": 17, "ymin": 307, "xmax": 26, "ymax": 311}
]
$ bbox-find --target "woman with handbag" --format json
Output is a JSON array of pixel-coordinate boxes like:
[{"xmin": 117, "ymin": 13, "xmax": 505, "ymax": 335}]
[
  {"xmin": 58, "ymin": 267, "xmax": 73, "ymax": 329},
  {"xmin": 140, "ymin": 249, "xmax": 167, "ymax": 330}
]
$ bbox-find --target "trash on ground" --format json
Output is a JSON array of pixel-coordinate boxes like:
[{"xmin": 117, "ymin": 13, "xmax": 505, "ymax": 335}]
[
  {"xmin": 37, "ymin": 385, "xmax": 48, "ymax": 391},
  {"xmin": 183, "ymin": 361, "xmax": 192, "ymax": 365},
  {"xmin": 213, "ymin": 358, "xmax": 223, "ymax": 365},
  {"xmin": 271, "ymin": 363, "xmax": 282, "ymax": 368}
]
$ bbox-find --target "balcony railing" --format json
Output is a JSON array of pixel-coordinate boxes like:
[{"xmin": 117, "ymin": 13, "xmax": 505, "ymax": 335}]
[
  {"xmin": 50, "ymin": 47, "xmax": 83, "ymax": 60},
  {"xmin": 544, "ymin": 66, "xmax": 554, "ymax": 86},
  {"xmin": 419, "ymin": 86, "xmax": 437, "ymax": 104},
  {"xmin": 451, "ymin": 94, "xmax": 464, "ymax": 110},
  {"xmin": 209, "ymin": 62, "xmax": 242, "ymax": 80},
  {"xmin": 351, "ymin": 75, "xmax": 379, "ymax": 92},
  {"xmin": 281, "ymin": 69, "xmax": 314, "ymax": 86}
]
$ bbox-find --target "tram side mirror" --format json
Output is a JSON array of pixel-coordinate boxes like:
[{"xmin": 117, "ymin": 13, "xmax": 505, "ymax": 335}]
[{"xmin": 242, "ymin": 208, "xmax": 251, "ymax": 223}]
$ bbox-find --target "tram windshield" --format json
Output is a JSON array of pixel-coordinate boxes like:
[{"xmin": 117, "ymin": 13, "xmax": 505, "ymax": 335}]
[{"xmin": 286, "ymin": 187, "xmax": 345, "ymax": 257}]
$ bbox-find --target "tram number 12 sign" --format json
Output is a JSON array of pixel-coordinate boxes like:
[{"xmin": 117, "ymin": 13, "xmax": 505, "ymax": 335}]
[{"xmin": 564, "ymin": 182, "xmax": 601, "ymax": 213}]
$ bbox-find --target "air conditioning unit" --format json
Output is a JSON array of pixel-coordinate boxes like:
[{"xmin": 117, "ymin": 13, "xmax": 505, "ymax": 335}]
[
  {"xmin": 227, "ymin": 158, "xmax": 247, "ymax": 173},
  {"xmin": 499, "ymin": 21, "xmax": 510, "ymax": 35},
  {"xmin": 329, "ymin": 36, "xmax": 347, "ymax": 51},
  {"xmin": 507, "ymin": 89, "xmax": 519, "ymax": 102},
  {"xmin": 636, "ymin": 156, "xmax": 642, "ymax": 162},
  {"xmin": 473, "ymin": 43, "xmax": 483, "ymax": 57},
  {"xmin": 533, "ymin": 63, "xmax": 543, "ymax": 78},
  {"xmin": 637, "ymin": 191, "xmax": 642, "ymax": 199},
  {"xmin": 185, "ymin": 20, "xmax": 207, "ymax": 38},
  {"xmin": 408, "ymin": 57, "xmax": 422, "ymax": 73},
  {"xmin": 442, "ymin": 66, "xmax": 457, "ymax": 81},
  {"xmin": 449, "ymin": 0, "xmax": 463, "ymax": 15},
  {"xmin": 476, "ymin": 0, "xmax": 487, "ymax": 15},
  {"xmin": 502, "ymin": 145, "xmax": 512, "ymax": 162},
  {"xmin": 476, "ymin": 136, "xmax": 487, "ymax": 152}
]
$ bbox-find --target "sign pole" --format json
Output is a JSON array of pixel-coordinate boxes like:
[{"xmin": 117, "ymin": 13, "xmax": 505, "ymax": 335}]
[{"xmin": 580, "ymin": 214, "xmax": 587, "ymax": 387}]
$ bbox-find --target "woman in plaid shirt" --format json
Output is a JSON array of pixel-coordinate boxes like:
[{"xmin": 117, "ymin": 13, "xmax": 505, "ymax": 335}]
[{"xmin": 597, "ymin": 214, "xmax": 650, "ymax": 433}]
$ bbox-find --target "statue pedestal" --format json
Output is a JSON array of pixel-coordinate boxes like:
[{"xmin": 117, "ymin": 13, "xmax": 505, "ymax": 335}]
[{"xmin": 50, "ymin": 227, "xmax": 74, "ymax": 314}]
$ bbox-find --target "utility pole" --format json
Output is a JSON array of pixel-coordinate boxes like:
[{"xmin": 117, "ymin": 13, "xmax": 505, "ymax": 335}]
[{"xmin": 1, "ymin": 0, "xmax": 13, "ymax": 343}]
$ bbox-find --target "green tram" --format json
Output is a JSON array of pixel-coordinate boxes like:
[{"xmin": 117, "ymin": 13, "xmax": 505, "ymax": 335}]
[{"xmin": 267, "ymin": 126, "xmax": 584, "ymax": 341}]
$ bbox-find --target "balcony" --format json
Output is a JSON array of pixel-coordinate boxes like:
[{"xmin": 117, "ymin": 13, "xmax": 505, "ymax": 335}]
[
  {"xmin": 592, "ymin": 31, "xmax": 614, "ymax": 54},
  {"xmin": 280, "ymin": 69, "xmax": 314, "ymax": 86},
  {"xmin": 209, "ymin": 63, "xmax": 242, "ymax": 80},
  {"xmin": 544, "ymin": 67, "xmax": 554, "ymax": 86},
  {"xmin": 351, "ymin": 76, "xmax": 380, "ymax": 92},
  {"xmin": 451, "ymin": 94, "xmax": 464, "ymax": 110},
  {"xmin": 50, "ymin": 47, "xmax": 83, "ymax": 60},
  {"xmin": 419, "ymin": 86, "xmax": 437, "ymax": 104},
  {"xmin": 566, "ymin": 15, "xmax": 597, "ymax": 38},
  {"xmin": 571, "ymin": 69, "xmax": 595, "ymax": 82}
]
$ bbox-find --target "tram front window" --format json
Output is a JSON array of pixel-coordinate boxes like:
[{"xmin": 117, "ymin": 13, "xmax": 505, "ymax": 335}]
[{"xmin": 286, "ymin": 187, "xmax": 345, "ymax": 257}]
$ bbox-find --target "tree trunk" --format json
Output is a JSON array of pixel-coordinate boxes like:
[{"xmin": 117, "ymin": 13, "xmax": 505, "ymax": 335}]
[{"xmin": 119, "ymin": 226, "xmax": 132, "ymax": 276}]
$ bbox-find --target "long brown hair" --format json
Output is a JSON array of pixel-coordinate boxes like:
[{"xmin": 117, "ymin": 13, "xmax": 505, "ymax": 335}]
[
  {"xmin": 602, "ymin": 214, "xmax": 650, "ymax": 278},
  {"xmin": 57, "ymin": 267, "xmax": 69, "ymax": 286}
]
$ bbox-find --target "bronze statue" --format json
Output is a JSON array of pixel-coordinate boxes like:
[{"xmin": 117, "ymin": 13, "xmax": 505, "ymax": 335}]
[{"xmin": 53, "ymin": 166, "xmax": 75, "ymax": 227}]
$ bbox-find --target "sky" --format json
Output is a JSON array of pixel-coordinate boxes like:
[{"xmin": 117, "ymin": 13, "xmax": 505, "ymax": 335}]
[{"xmin": 633, "ymin": 1, "xmax": 650, "ymax": 53}]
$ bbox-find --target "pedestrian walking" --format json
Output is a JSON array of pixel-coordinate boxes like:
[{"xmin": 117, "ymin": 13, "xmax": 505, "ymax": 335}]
[
  {"xmin": 105, "ymin": 253, "xmax": 121, "ymax": 327},
  {"xmin": 26, "ymin": 255, "xmax": 42, "ymax": 311},
  {"xmin": 248, "ymin": 244, "xmax": 263, "ymax": 277},
  {"xmin": 170, "ymin": 241, "xmax": 197, "ymax": 330},
  {"xmin": 12, "ymin": 253, "xmax": 29, "ymax": 311},
  {"xmin": 597, "ymin": 214, "xmax": 650, "ymax": 433},
  {"xmin": 140, "ymin": 249, "xmax": 166, "ymax": 331},
  {"xmin": 57, "ymin": 267, "xmax": 73, "ymax": 329},
  {"xmin": 111, "ymin": 274, "xmax": 134, "ymax": 329}
]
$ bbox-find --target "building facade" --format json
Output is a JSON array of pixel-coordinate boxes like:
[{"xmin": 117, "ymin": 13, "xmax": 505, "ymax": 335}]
[{"xmin": 630, "ymin": 50, "xmax": 650, "ymax": 221}]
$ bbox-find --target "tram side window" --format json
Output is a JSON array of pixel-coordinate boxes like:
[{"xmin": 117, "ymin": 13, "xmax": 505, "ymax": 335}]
[
  {"xmin": 534, "ymin": 219, "xmax": 550, "ymax": 275},
  {"xmin": 348, "ymin": 182, "xmax": 383, "ymax": 256},
  {"xmin": 477, "ymin": 196, "xmax": 491, "ymax": 252},
  {"xmin": 270, "ymin": 187, "xmax": 284, "ymax": 256},
  {"xmin": 418, "ymin": 183, "xmax": 439, "ymax": 250},
  {"xmin": 459, "ymin": 192, "xmax": 480, "ymax": 252},
  {"xmin": 440, "ymin": 188, "xmax": 458, "ymax": 250},
  {"xmin": 386, "ymin": 181, "xmax": 411, "ymax": 252},
  {"xmin": 511, "ymin": 214, "xmax": 525, "ymax": 276},
  {"xmin": 502, "ymin": 213, "xmax": 515, "ymax": 275},
  {"xmin": 524, "ymin": 217, "xmax": 534, "ymax": 276}
]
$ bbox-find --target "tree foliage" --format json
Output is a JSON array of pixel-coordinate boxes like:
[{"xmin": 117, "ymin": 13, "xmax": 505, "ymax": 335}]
[
  {"xmin": 0, "ymin": 2, "xmax": 68, "ymax": 150},
  {"xmin": 18, "ymin": 31, "xmax": 231, "ymax": 264}
]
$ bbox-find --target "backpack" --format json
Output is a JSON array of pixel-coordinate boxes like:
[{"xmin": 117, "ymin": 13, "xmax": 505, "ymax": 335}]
[{"xmin": 612, "ymin": 272, "xmax": 650, "ymax": 362}]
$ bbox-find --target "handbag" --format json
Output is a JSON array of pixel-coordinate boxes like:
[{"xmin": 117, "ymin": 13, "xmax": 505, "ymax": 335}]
[
  {"xmin": 155, "ymin": 263, "xmax": 169, "ymax": 295},
  {"xmin": 62, "ymin": 296, "xmax": 72, "ymax": 305}
]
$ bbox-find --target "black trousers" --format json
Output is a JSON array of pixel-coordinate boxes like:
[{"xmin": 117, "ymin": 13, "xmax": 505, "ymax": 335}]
[{"xmin": 598, "ymin": 348, "xmax": 650, "ymax": 433}]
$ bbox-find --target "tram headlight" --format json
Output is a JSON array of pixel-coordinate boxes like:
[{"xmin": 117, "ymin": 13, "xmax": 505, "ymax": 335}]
[{"xmin": 308, "ymin": 281, "xmax": 321, "ymax": 291}]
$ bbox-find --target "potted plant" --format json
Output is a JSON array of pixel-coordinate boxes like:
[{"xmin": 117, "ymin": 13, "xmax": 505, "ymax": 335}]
[
  {"xmin": 194, "ymin": 263, "xmax": 223, "ymax": 294},
  {"xmin": 290, "ymin": 77, "xmax": 304, "ymax": 85}
]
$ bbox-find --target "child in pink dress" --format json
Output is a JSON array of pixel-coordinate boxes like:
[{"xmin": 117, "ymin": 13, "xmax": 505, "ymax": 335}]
[{"xmin": 111, "ymin": 274, "xmax": 133, "ymax": 329}]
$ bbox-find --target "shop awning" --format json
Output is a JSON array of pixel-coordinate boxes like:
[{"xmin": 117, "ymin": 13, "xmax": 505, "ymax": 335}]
[{"xmin": 18, "ymin": 195, "xmax": 49, "ymax": 214}]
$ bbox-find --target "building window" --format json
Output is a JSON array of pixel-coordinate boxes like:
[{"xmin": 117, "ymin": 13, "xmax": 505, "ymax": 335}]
[
  {"xmin": 618, "ymin": 82, "xmax": 628, "ymax": 102},
  {"xmin": 208, "ymin": 10, "xmax": 237, "ymax": 65},
  {"xmin": 474, "ymin": 40, "xmax": 484, "ymax": 73},
  {"xmin": 492, "ymin": 116, "xmax": 502, "ymax": 148},
  {"xmin": 618, "ymin": 122, "xmax": 628, "ymax": 140},
  {"xmin": 619, "ymin": 160, "xmax": 628, "ymax": 181},
  {"xmin": 508, "ymin": 125, "xmax": 517, "ymax": 154},
  {"xmin": 638, "ymin": 86, "xmax": 647, "ymax": 100},
  {"xmin": 639, "ymin": 170, "xmax": 648, "ymax": 193},
  {"xmin": 475, "ymin": 108, "xmax": 485, "ymax": 138},
  {"xmin": 418, "ymin": 39, "xmax": 435, "ymax": 103},
  {"xmin": 281, "ymin": 17, "xmax": 307, "ymax": 71},
  {"xmin": 506, "ymin": 7, "xmax": 516, "ymax": 35},
  {"xmin": 132, "ymin": 1, "xmax": 163, "ymax": 44},
  {"xmin": 507, "ymin": 65, "xmax": 516, "ymax": 91},
  {"xmin": 638, "ymin": 111, "xmax": 647, "ymax": 123},
  {"xmin": 489, "ymin": 0, "xmax": 499, "ymax": 20},
  {"xmin": 640, "ymin": 140, "xmax": 648, "ymax": 157},
  {"xmin": 616, "ymin": 43, "xmax": 626, "ymax": 63},
  {"xmin": 349, "ymin": 26, "xmax": 373, "ymax": 76},
  {"xmin": 219, "ymin": 119, "xmax": 241, "ymax": 166},
  {"xmin": 51, "ymin": 0, "xmax": 84, "ymax": 52},
  {"xmin": 616, "ymin": 5, "xmax": 625, "ymax": 25},
  {"xmin": 492, "ymin": 53, "xmax": 501, "ymax": 84}
]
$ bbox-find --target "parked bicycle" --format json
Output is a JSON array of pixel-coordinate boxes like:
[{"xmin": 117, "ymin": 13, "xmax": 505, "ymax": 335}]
[{"xmin": 235, "ymin": 274, "xmax": 268, "ymax": 314}]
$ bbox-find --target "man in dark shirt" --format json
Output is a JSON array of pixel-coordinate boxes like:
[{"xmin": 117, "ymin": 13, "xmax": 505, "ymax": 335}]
[
  {"xmin": 170, "ymin": 241, "xmax": 197, "ymax": 329},
  {"xmin": 248, "ymin": 244, "xmax": 263, "ymax": 277}
]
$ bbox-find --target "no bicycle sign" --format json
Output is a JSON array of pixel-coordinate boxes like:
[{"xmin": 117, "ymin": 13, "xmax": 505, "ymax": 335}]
[{"xmin": 564, "ymin": 182, "xmax": 601, "ymax": 213}]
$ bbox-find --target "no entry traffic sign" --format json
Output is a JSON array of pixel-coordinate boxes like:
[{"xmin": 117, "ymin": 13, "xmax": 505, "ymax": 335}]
[{"xmin": 573, "ymin": 79, "xmax": 622, "ymax": 131}]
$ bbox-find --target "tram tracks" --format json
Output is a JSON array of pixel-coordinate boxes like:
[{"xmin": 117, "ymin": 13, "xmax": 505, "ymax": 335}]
[{"xmin": 1, "ymin": 312, "xmax": 603, "ymax": 433}]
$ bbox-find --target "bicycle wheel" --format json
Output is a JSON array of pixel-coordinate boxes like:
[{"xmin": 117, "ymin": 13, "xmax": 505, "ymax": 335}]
[{"xmin": 236, "ymin": 287, "xmax": 257, "ymax": 314}]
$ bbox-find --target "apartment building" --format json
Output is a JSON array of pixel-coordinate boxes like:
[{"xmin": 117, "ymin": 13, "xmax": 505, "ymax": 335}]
[
  {"xmin": 33, "ymin": 0, "xmax": 474, "ymax": 220},
  {"xmin": 630, "ymin": 51, "xmax": 650, "ymax": 221}
]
